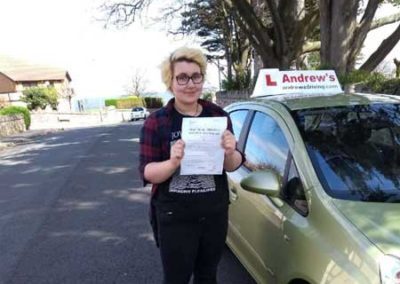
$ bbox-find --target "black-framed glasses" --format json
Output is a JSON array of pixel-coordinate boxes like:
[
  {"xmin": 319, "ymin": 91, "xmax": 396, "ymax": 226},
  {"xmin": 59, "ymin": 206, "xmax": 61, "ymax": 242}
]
[{"xmin": 175, "ymin": 72, "xmax": 204, "ymax": 85}]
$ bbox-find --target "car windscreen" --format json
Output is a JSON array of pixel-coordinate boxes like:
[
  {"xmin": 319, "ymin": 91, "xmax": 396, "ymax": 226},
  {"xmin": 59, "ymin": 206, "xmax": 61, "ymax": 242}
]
[{"xmin": 293, "ymin": 103, "xmax": 400, "ymax": 202}]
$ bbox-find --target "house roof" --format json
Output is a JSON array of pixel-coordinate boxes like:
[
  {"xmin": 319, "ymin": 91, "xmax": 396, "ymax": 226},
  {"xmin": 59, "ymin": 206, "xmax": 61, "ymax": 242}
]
[{"xmin": 0, "ymin": 55, "xmax": 71, "ymax": 82}]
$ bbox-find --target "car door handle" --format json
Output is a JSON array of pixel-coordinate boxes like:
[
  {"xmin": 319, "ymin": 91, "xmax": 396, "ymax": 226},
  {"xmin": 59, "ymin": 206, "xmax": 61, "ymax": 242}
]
[
  {"xmin": 229, "ymin": 187, "xmax": 238, "ymax": 201},
  {"xmin": 284, "ymin": 234, "xmax": 290, "ymax": 242}
]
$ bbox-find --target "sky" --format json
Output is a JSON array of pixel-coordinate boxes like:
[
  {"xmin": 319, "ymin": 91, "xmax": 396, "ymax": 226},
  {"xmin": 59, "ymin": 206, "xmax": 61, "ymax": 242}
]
[
  {"xmin": 0, "ymin": 0, "xmax": 211, "ymax": 99},
  {"xmin": 0, "ymin": 0, "xmax": 399, "ymax": 99}
]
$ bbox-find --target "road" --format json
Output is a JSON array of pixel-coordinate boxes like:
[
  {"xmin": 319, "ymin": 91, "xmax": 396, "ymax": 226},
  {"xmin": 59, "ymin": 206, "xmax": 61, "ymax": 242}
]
[{"xmin": 0, "ymin": 122, "xmax": 255, "ymax": 284}]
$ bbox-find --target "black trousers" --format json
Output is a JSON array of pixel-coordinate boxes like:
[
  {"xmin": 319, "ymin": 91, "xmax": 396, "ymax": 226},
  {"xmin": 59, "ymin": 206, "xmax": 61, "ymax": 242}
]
[{"xmin": 156, "ymin": 209, "xmax": 228, "ymax": 284}]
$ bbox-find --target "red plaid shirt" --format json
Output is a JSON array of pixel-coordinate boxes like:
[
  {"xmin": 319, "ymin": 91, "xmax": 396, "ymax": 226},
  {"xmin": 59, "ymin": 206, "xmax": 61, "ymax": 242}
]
[{"xmin": 139, "ymin": 98, "xmax": 234, "ymax": 194}]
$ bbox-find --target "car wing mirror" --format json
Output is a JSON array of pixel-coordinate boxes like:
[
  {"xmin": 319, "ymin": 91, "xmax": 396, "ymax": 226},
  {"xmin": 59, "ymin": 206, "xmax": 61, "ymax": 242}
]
[{"xmin": 240, "ymin": 170, "xmax": 281, "ymax": 197}]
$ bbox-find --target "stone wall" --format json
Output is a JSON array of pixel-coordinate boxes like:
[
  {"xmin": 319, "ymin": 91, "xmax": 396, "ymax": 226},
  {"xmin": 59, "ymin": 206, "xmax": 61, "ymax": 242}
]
[
  {"xmin": 0, "ymin": 114, "xmax": 25, "ymax": 136},
  {"xmin": 215, "ymin": 90, "xmax": 251, "ymax": 108},
  {"xmin": 30, "ymin": 109, "xmax": 133, "ymax": 130}
]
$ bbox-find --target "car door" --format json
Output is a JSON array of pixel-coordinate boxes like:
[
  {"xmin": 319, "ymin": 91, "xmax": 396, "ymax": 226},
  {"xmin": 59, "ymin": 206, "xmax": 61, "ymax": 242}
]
[
  {"xmin": 227, "ymin": 106, "xmax": 310, "ymax": 283},
  {"xmin": 227, "ymin": 108, "xmax": 288, "ymax": 282}
]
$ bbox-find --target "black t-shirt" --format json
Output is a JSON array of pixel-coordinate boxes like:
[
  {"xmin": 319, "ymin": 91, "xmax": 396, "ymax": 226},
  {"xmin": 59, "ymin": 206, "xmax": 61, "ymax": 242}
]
[{"xmin": 154, "ymin": 107, "xmax": 229, "ymax": 219}]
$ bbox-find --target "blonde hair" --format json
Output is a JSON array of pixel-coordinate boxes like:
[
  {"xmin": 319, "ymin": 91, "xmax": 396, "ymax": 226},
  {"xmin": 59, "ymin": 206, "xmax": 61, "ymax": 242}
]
[{"xmin": 160, "ymin": 47, "xmax": 207, "ymax": 90}]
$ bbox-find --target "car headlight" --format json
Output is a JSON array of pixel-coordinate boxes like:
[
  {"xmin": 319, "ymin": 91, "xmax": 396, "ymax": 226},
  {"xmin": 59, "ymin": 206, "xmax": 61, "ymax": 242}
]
[{"xmin": 380, "ymin": 255, "xmax": 400, "ymax": 284}]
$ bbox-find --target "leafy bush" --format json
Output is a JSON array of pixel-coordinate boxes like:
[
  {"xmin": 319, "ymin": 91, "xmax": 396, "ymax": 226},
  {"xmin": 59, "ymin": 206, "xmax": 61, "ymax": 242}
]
[
  {"xmin": 0, "ymin": 106, "xmax": 31, "ymax": 129},
  {"xmin": 339, "ymin": 71, "xmax": 400, "ymax": 95},
  {"xmin": 143, "ymin": 97, "xmax": 163, "ymax": 108},
  {"xmin": 22, "ymin": 87, "xmax": 59, "ymax": 110},
  {"xmin": 45, "ymin": 88, "xmax": 58, "ymax": 110},
  {"xmin": 337, "ymin": 70, "xmax": 370, "ymax": 86},
  {"xmin": 116, "ymin": 96, "xmax": 144, "ymax": 109},
  {"xmin": 202, "ymin": 92, "xmax": 214, "ymax": 101},
  {"xmin": 0, "ymin": 97, "xmax": 9, "ymax": 109},
  {"xmin": 105, "ymin": 96, "xmax": 145, "ymax": 109},
  {"xmin": 363, "ymin": 72, "xmax": 387, "ymax": 92},
  {"xmin": 105, "ymin": 99, "xmax": 117, "ymax": 107},
  {"xmin": 364, "ymin": 74, "xmax": 400, "ymax": 95},
  {"xmin": 222, "ymin": 73, "xmax": 251, "ymax": 91}
]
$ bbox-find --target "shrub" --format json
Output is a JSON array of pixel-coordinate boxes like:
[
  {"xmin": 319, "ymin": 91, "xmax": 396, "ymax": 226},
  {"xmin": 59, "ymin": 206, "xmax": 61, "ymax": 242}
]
[
  {"xmin": 365, "ymin": 75, "xmax": 400, "ymax": 95},
  {"xmin": 380, "ymin": 79, "xmax": 400, "ymax": 95},
  {"xmin": 0, "ymin": 106, "xmax": 31, "ymax": 129},
  {"xmin": 339, "ymin": 71, "xmax": 400, "ymax": 96},
  {"xmin": 45, "ymin": 87, "xmax": 58, "ymax": 110},
  {"xmin": 116, "ymin": 96, "xmax": 144, "ymax": 109},
  {"xmin": 202, "ymin": 92, "xmax": 214, "ymax": 101},
  {"xmin": 222, "ymin": 73, "xmax": 251, "ymax": 91},
  {"xmin": 0, "ymin": 97, "xmax": 9, "ymax": 109},
  {"xmin": 105, "ymin": 99, "xmax": 117, "ymax": 108},
  {"xmin": 365, "ymin": 72, "xmax": 387, "ymax": 93},
  {"xmin": 105, "ymin": 97, "xmax": 145, "ymax": 109},
  {"xmin": 143, "ymin": 97, "xmax": 163, "ymax": 108},
  {"xmin": 22, "ymin": 87, "xmax": 59, "ymax": 110},
  {"xmin": 337, "ymin": 70, "xmax": 370, "ymax": 86}
]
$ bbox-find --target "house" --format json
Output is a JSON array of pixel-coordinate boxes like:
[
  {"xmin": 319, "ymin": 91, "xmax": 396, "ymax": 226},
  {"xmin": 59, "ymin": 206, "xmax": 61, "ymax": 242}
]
[{"xmin": 0, "ymin": 55, "xmax": 75, "ymax": 112}]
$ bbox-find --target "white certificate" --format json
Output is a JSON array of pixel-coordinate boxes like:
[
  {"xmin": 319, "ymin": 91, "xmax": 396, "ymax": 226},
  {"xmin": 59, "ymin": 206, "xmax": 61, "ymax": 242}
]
[{"xmin": 180, "ymin": 117, "xmax": 227, "ymax": 175}]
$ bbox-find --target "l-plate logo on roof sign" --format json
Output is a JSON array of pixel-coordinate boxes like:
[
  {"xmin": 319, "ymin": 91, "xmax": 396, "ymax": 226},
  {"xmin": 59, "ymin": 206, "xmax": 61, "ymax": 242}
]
[
  {"xmin": 265, "ymin": 74, "xmax": 277, "ymax": 86},
  {"xmin": 252, "ymin": 69, "xmax": 343, "ymax": 97}
]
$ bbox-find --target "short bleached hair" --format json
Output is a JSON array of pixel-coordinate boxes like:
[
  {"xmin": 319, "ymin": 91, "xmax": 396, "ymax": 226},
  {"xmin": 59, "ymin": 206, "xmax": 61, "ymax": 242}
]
[{"xmin": 160, "ymin": 47, "xmax": 207, "ymax": 90}]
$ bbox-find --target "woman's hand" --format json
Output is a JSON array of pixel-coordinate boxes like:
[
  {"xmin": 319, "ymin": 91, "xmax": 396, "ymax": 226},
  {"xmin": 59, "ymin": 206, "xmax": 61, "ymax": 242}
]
[
  {"xmin": 221, "ymin": 130, "xmax": 236, "ymax": 157},
  {"xmin": 170, "ymin": 139, "xmax": 185, "ymax": 167},
  {"xmin": 144, "ymin": 139, "xmax": 185, "ymax": 184},
  {"xmin": 222, "ymin": 130, "xmax": 243, "ymax": 172}
]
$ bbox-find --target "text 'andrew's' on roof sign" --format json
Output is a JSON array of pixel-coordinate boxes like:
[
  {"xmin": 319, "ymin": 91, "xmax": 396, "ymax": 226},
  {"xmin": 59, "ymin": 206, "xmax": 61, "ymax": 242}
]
[{"xmin": 252, "ymin": 69, "xmax": 343, "ymax": 98}]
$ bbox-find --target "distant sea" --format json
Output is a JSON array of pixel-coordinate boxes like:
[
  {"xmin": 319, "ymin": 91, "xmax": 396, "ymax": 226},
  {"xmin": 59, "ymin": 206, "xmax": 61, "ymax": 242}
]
[{"xmin": 71, "ymin": 91, "xmax": 173, "ymax": 112}]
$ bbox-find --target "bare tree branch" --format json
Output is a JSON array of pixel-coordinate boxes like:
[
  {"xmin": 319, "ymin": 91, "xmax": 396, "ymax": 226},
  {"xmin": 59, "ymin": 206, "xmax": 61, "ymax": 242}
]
[
  {"xmin": 301, "ymin": 41, "xmax": 321, "ymax": 53},
  {"xmin": 360, "ymin": 23, "xmax": 400, "ymax": 72},
  {"xmin": 225, "ymin": 0, "xmax": 280, "ymax": 67},
  {"xmin": 99, "ymin": 0, "xmax": 152, "ymax": 28},
  {"xmin": 348, "ymin": 0, "xmax": 380, "ymax": 68},
  {"xmin": 124, "ymin": 68, "xmax": 148, "ymax": 96},
  {"xmin": 265, "ymin": 0, "xmax": 288, "ymax": 64},
  {"xmin": 370, "ymin": 12, "xmax": 400, "ymax": 30}
]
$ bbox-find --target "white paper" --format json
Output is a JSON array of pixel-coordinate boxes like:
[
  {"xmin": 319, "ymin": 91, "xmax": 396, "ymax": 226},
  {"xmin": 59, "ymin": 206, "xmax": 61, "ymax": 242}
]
[{"xmin": 180, "ymin": 117, "xmax": 227, "ymax": 175}]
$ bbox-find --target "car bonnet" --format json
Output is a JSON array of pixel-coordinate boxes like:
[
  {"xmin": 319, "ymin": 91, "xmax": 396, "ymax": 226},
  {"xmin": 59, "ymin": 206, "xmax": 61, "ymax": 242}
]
[{"xmin": 332, "ymin": 199, "xmax": 400, "ymax": 256}]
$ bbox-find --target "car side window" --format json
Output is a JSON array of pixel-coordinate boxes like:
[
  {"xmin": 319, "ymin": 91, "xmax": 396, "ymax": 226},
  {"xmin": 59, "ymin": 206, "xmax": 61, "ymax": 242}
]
[
  {"xmin": 284, "ymin": 160, "xmax": 309, "ymax": 216},
  {"xmin": 229, "ymin": 110, "xmax": 249, "ymax": 141},
  {"xmin": 244, "ymin": 112, "xmax": 289, "ymax": 178}
]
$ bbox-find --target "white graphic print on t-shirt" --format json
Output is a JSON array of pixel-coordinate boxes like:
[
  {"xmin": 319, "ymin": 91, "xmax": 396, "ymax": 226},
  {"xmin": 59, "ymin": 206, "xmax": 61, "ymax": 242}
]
[{"xmin": 169, "ymin": 173, "xmax": 215, "ymax": 194}]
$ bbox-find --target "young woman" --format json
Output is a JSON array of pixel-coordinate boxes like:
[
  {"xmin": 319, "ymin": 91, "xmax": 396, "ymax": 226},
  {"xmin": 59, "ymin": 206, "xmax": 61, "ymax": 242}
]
[{"xmin": 139, "ymin": 47, "xmax": 244, "ymax": 284}]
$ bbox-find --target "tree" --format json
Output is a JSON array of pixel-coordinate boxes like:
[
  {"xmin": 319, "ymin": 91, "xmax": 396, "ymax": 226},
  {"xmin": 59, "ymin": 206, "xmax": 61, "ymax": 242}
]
[
  {"xmin": 224, "ymin": 0, "xmax": 320, "ymax": 69},
  {"xmin": 99, "ymin": 0, "xmax": 400, "ymax": 79},
  {"xmin": 227, "ymin": 0, "xmax": 400, "ymax": 77},
  {"xmin": 320, "ymin": 0, "xmax": 400, "ymax": 75},
  {"xmin": 21, "ymin": 87, "xmax": 58, "ymax": 111},
  {"xmin": 395, "ymin": 58, "xmax": 400, "ymax": 77},
  {"xmin": 125, "ymin": 68, "xmax": 148, "ymax": 96},
  {"xmin": 177, "ymin": 0, "xmax": 252, "ymax": 90}
]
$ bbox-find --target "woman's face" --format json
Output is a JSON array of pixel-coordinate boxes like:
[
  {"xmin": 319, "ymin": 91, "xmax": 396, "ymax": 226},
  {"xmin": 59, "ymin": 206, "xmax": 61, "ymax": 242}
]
[{"xmin": 171, "ymin": 61, "xmax": 204, "ymax": 106}]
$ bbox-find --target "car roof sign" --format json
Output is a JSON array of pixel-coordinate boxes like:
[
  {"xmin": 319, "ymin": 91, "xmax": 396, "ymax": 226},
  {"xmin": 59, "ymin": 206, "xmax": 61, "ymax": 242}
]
[{"xmin": 251, "ymin": 69, "xmax": 343, "ymax": 98}]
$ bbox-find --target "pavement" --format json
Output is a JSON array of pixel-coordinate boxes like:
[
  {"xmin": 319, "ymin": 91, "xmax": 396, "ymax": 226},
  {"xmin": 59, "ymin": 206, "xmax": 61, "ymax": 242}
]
[{"xmin": 0, "ymin": 129, "xmax": 60, "ymax": 151}]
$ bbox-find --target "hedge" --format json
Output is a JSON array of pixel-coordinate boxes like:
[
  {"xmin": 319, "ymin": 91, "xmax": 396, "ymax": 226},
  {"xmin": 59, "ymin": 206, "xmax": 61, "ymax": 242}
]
[
  {"xmin": 364, "ymin": 74, "xmax": 400, "ymax": 95},
  {"xmin": 105, "ymin": 96, "xmax": 145, "ymax": 109},
  {"xmin": 143, "ymin": 97, "xmax": 163, "ymax": 108},
  {"xmin": 105, "ymin": 99, "xmax": 117, "ymax": 108},
  {"xmin": 340, "ymin": 71, "xmax": 400, "ymax": 95},
  {"xmin": 0, "ymin": 106, "xmax": 31, "ymax": 129}
]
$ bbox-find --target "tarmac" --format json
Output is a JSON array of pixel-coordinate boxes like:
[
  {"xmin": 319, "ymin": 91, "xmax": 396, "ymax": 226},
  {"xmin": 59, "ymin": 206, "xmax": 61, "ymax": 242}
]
[{"xmin": 0, "ymin": 129, "xmax": 60, "ymax": 151}]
